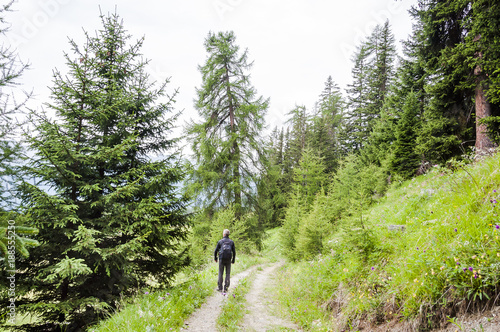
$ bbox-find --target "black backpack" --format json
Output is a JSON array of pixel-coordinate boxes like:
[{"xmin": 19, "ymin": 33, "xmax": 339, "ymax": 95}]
[{"xmin": 219, "ymin": 241, "xmax": 232, "ymax": 261}]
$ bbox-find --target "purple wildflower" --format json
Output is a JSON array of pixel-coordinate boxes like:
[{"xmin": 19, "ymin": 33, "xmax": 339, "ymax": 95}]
[
  {"xmin": 474, "ymin": 274, "xmax": 478, "ymax": 279},
  {"xmin": 454, "ymin": 228, "xmax": 457, "ymax": 232},
  {"xmin": 469, "ymin": 267, "xmax": 473, "ymax": 271},
  {"xmin": 144, "ymin": 291, "xmax": 149, "ymax": 295},
  {"xmin": 233, "ymin": 294, "xmax": 236, "ymax": 298},
  {"xmin": 371, "ymin": 267, "xmax": 375, "ymax": 271},
  {"xmin": 463, "ymin": 268, "xmax": 467, "ymax": 272},
  {"xmin": 496, "ymin": 225, "xmax": 500, "ymax": 230},
  {"xmin": 456, "ymin": 262, "xmax": 460, "ymax": 265},
  {"xmin": 494, "ymin": 190, "xmax": 497, "ymax": 193},
  {"xmin": 166, "ymin": 292, "xmax": 170, "ymax": 296}
]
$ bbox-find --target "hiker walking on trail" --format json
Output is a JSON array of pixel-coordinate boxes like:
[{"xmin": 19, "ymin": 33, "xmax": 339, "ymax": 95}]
[{"xmin": 214, "ymin": 229, "xmax": 236, "ymax": 292}]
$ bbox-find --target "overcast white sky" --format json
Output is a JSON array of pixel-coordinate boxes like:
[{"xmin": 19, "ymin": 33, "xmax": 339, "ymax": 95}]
[{"xmin": 6, "ymin": 0, "xmax": 418, "ymax": 133}]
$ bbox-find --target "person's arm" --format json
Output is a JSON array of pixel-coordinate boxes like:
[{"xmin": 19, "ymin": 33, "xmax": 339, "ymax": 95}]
[
  {"xmin": 214, "ymin": 241, "xmax": 220, "ymax": 262},
  {"xmin": 231, "ymin": 241, "xmax": 236, "ymax": 264}
]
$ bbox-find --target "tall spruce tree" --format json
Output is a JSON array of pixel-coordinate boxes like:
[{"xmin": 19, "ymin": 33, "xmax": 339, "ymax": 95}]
[
  {"xmin": 255, "ymin": 127, "xmax": 288, "ymax": 228},
  {"xmin": 344, "ymin": 21, "xmax": 396, "ymax": 153},
  {"xmin": 344, "ymin": 44, "xmax": 371, "ymax": 152},
  {"xmin": 7, "ymin": 13, "xmax": 189, "ymax": 330},
  {"xmin": 414, "ymin": 0, "xmax": 476, "ymax": 161},
  {"xmin": 390, "ymin": 91, "xmax": 421, "ymax": 179},
  {"xmin": 310, "ymin": 76, "xmax": 344, "ymax": 173},
  {"xmin": 186, "ymin": 31, "xmax": 268, "ymax": 220},
  {"xmin": 472, "ymin": 0, "xmax": 500, "ymax": 146},
  {"xmin": 0, "ymin": 1, "xmax": 39, "ymax": 270},
  {"xmin": 0, "ymin": 1, "xmax": 29, "ymax": 208},
  {"xmin": 285, "ymin": 104, "xmax": 309, "ymax": 168}
]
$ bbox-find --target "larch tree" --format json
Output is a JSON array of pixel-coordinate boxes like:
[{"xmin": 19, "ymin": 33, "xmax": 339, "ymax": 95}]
[
  {"xmin": 186, "ymin": 31, "xmax": 268, "ymax": 220},
  {"xmin": 6, "ymin": 13, "xmax": 189, "ymax": 330}
]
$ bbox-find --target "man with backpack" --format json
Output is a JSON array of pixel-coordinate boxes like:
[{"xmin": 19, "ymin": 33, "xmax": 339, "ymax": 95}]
[{"xmin": 214, "ymin": 229, "xmax": 236, "ymax": 292}]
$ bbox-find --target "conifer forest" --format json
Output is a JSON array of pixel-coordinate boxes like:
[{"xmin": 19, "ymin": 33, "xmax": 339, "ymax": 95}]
[{"xmin": 2, "ymin": 1, "xmax": 500, "ymax": 331}]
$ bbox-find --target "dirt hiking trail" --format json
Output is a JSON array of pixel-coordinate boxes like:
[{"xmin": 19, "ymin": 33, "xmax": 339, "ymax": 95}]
[{"xmin": 182, "ymin": 261, "xmax": 299, "ymax": 332}]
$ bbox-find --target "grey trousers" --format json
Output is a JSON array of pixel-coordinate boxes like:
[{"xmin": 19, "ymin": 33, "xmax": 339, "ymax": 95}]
[{"xmin": 218, "ymin": 259, "xmax": 231, "ymax": 291}]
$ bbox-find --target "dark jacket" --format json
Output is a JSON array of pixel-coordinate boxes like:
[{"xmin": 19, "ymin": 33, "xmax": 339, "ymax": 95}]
[{"xmin": 214, "ymin": 236, "xmax": 236, "ymax": 263}]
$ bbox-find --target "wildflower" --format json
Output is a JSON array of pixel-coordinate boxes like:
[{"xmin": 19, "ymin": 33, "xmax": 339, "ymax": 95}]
[
  {"xmin": 440, "ymin": 266, "xmax": 445, "ymax": 270},
  {"xmin": 469, "ymin": 267, "xmax": 473, "ymax": 271},
  {"xmin": 166, "ymin": 292, "xmax": 171, "ymax": 296},
  {"xmin": 493, "ymin": 200, "xmax": 498, "ymax": 204},
  {"xmin": 472, "ymin": 255, "xmax": 476, "ymax": 259},
  {"xmin": 371, "ymin": 267, "xmax": 375, "ymax": 271},
  {"xmin": 144, "ymin": 291, "xmax": 149, "ymax": 295},
  {"xmin": 463, "ymin": 268, "xmax": 467, "ymax": 272},
  {"xmin": 495, "ymin": 225, "xmax": 500, "ymax": 230},
  {"xmin": 474, "ymin": 274, "xmax": 478, "ymax": 279},
  {"xmin": 233, "ymin": 294, "xmax": 236, "ymax": 298},
  {"xmin": 416, "ymin": 247, "xmax": 419, "ymax": 250},
  {"xmin": 494, "ymin": 190, "xmax": 498, "ymax": 193},
  {"xmin": 454, "ymin": 228, "xmax": 457, "ymax": 232},
  {"xmin": 456, "ymin": 261, "xmax": 460, "ymax": 265}
]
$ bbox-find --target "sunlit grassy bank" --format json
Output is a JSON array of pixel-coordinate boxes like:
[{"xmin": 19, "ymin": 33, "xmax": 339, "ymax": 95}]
[{"xmin": 275, "ymin": 154, "xmax": 500, "ymax": 331}]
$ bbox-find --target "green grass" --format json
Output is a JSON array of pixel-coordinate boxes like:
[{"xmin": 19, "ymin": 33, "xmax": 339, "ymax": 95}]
[
  {"xmin": 89, "ymin": 253, "xmax": 262, "ymax": 332},
  {"xmin": 274, "ymin": 154, "xmax": 500, "ymax": 331},
  {"xmin": 216, "ymin": 272, "xmax": 255, "ymax": 331}
]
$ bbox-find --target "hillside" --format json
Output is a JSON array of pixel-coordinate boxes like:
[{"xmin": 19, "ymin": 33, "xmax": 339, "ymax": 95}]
[{"xmin": 273, "ymin": 151, "xmax": 500, "ymax": 331}]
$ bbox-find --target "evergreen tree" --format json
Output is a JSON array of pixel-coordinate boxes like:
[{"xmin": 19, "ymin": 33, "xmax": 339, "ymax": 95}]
[
  {"xmin": 186, "ymin": 31, "xmax": 268, "ymax": 220},
  {"xmin": 310, "ymin": 76, "xmax": 344, "ymax": 173},
  {"xmin": 0, "ymin": 1, "xmax": 29, "ymax": 208},
  {"xmin": 344, "ymin": 22, "xmax": 396, "ymax": 153},
  {"xmin": 285, "ymin": 104, "xmax": 309, "ymax": 168},
  {"xmin": 255, "ymin": 127, "xmax": 288, "ymax": 228},
  {"xmin": 344, "ymin": 44, "xmax": 371, "ymax": 152},
  {"xmin": 414, "ymin": 0, "xmax": 477, "ymax": 161},
  {"xmin": 467, "ymin": 0, "xmax": 500, "ymax": 149},
  {"xmin": 390, "ymin": 91, "xmax": 421, "ymax": 179},
  {"xmin": 292, "ymin": 148, "xmax": 326, "ymax": 208},
  {"xmin": 366, "ymin": 21, "xmax": 396, "ymax": 114},
  {"xmin": 7, "ymin": 13, "xmax": 189, "ymax": 330}
]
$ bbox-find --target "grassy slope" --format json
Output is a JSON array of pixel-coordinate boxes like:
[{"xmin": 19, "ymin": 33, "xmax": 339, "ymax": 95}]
[{"xmin": 274, "ymin": 154, "xmax": 500, "ymax": 331}]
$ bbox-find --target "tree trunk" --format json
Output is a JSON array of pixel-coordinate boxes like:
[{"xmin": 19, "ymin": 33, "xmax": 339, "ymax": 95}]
[{"xmin": 475, "ymin": 70, "xmax": 495, "ymax": 152}]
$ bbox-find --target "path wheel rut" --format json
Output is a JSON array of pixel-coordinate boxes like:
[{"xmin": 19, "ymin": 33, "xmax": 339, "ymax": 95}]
[{"xmin": 182, "ymin": 261, "xmax": 299, "ymax": 332}]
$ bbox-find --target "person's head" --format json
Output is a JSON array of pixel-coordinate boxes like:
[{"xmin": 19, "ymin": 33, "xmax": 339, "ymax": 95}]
[{"xmin": 223, "ymin": 229, "xmax": 230, "ymax": 237}]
